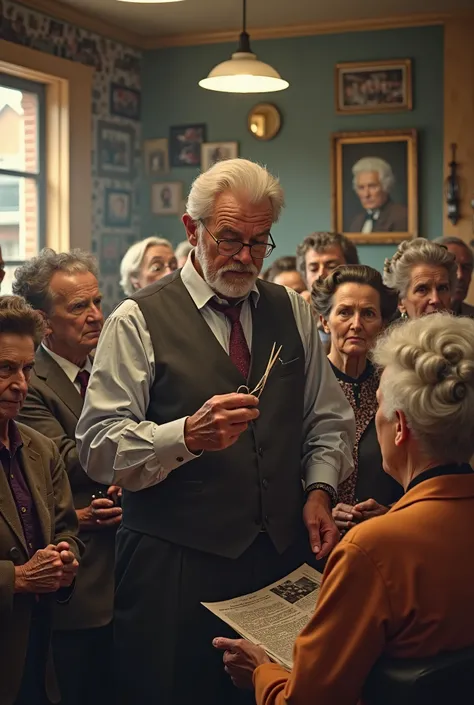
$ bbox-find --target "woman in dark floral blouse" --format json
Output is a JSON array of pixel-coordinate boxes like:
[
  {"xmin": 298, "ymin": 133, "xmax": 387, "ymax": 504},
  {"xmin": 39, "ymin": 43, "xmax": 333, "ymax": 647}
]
[{"xmin": 312, "ymin": 264, "xmax": 403, "ymax": 532}]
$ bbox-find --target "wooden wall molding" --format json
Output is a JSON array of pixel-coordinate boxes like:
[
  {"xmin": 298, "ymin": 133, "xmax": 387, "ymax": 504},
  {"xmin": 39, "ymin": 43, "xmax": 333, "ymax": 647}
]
[
  {"xmin": 17, "ymin": 0, "xmax": 143, "ymax": 47},
  {"xmin": 0, "ymin": 40, "xmax": 94, "ymax": 253},
  {"xmin": 13, "ymin": 2, "xmax": 466, "ymax": 49},
  {"xmin": 142, "ymin": 12, "xmax": 451, "ymax": 49}
]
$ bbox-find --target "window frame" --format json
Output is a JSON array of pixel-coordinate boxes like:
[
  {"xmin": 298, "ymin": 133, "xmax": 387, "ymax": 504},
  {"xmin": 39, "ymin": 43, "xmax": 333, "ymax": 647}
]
[
  {"xmin": 0, "ymin": 71, "xmax": 47, "ymax": 265},
  {"xmin": 0, "ymin": 41, "xmax": 94, "ymax": 254}
]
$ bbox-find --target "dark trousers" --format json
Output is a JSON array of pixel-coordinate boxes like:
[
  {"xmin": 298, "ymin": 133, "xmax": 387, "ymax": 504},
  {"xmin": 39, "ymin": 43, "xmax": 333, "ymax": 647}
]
[
  {"xmin": 52, "ymin": 623, "xmax": 113, "ymax": 705},
  {"xmin": 114, "ymin": 528, "xmax": 315, "ymax": 705},
  {"xmin": 15, "ymin": 606, "xmax": 50, "ymax": 705}
]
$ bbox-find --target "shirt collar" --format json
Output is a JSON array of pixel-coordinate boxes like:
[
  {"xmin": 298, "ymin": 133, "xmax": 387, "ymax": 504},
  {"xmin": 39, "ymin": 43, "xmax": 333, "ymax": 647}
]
[
  {"xmin": 41, "ymin": 344, "xmax": 92, "ymax": 385},
  {"xmin": 180, "ymin": 251, "xmax": 260, "ymax": 310},
  {"xmin": 0, "ymin": 420, "xmax": 23, "ymax": 456}
]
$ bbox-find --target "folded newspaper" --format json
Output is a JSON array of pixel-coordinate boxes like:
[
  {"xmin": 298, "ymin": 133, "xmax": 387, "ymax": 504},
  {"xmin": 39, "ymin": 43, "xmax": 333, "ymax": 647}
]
[{"xmin": 202, "ymin": 563, "xmax": 323, "ymax": 670}]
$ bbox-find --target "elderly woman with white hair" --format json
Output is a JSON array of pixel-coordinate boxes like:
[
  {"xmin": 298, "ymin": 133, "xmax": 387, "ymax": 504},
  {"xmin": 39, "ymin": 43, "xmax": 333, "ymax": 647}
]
[
  {"xmin": 119, "ymin": 236, "xmax": 177, "ymax": 295},
  {"xmin": 215, "ymin": 312, "xmax": 474, "ymax": 705},
  {"xmin": 349, "ymin": 156, "xmax": 408, "ymax": 233},
  {"xmin": 384, "ymin": 237, "xmax": 456, "ymax": 319}
]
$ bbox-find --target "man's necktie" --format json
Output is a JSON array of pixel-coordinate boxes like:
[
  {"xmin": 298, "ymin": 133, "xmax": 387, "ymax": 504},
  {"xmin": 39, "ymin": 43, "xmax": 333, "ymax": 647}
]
[
  {"xmin": 208, "ymin": 300, "xmax": 251, "ymax": 379},
  {"xmin": 76, "ymin": 370, "xmax": 90, "ymax": 399},
  {"xmin": 361, "ymin": 210, "xmax": 379, "ymax": 234}
]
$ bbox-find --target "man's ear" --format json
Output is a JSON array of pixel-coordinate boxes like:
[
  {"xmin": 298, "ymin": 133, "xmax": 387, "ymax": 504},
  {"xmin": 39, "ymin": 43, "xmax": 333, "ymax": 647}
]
[
  {"xmin": 320, "ymin": 314, "xmax": 330, "ymax": 335},
  {"xmin": 182, "ymin": 214, "xmax": 199, "ymax": 247},
  {"xmin": 39, "ymin": 309, "xmax": 53, "ymax": 338}
]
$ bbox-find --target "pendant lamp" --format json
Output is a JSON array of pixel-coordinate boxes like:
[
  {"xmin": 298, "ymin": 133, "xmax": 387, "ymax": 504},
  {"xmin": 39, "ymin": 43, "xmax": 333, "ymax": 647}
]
[{"xmin": 199, "ymin": 0, "xmax": 289, "ymax": 94}]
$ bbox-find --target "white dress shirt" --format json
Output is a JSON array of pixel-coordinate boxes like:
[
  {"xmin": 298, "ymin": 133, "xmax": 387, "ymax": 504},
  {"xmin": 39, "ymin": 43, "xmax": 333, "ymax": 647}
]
[
  {"xmin": 41, "ymin": 344, "xmax": 92, "ymax": 394},
  {"xmin": 76, "ymin": 256, "xmax": 355, "ymax": 492}
]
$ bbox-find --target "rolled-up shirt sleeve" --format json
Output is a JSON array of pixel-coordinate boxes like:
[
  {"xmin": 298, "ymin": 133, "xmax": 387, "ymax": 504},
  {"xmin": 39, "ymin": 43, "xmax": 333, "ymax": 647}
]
[
  {"xmin": 76, "ymin": 299, "xmax": 199, "ymax": 491},
  {"xmin": 287, "ymin": 289, "xmax": 355, "ymax": 492}
]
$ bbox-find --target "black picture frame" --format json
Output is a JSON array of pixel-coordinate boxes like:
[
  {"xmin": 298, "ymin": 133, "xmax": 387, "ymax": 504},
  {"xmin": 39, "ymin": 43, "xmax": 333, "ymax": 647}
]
[
  {"xmin": 104, "ymin": 188, "xmax": 132, "ymax": 228},
  {"xmin": 97, "ymin": 120, "xmax": 135, "ymax": 179},
  {"xmin": 169, "ymin": 123, "xmax": 207, "ymax": 168},
  {"xmin": 109, "ymin": 83, "xmax": 141, "ymax": 121}
]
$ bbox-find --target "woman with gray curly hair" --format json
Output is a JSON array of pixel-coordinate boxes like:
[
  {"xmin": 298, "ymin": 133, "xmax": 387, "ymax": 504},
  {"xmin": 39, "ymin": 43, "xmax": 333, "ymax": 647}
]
[
  {"xmin": 215, "ymin": 312, "xmax": 474, "ymax": 705},
  {"xmin": 383, "ymin": 237, "xmax": 456, "ymax": 319}
]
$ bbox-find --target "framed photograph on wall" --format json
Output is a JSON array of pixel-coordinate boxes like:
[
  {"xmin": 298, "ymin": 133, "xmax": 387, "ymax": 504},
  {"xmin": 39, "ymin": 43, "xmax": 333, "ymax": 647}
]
[
  {"xmin": 335, "ymin": 59, "xmax": 412, "ymax": 114},
  {"xmin": 144, "ymin": 138, "xmax": 169, "ymax": 176},
  {"xmin": 104, "ymin": 188, "xmax": 132, "ymax": 227},
  {"xmin": 151, "ymin": 182, "xmax": 183, "ymax": 215},
  {"xmin": 331, "ymin": 129, "xmax": 418, "ymax": 245},
  {"xmin": 201, "ymin": 141, "xmax": 239, "ymax": 172},
  {"xmin": 169, "ymin": 123, "xmax": 206, "ymax": 167},
  {"xmin": 110, "ymin": 83, "xmax": 141, "ymax": 121},
  {"xmin": 100, "ymin": 233, "xmax": 122, "ymax": 275},
  {"xmin": 97, "ymin": 121, "xmax": 135, "ymax": 179}
]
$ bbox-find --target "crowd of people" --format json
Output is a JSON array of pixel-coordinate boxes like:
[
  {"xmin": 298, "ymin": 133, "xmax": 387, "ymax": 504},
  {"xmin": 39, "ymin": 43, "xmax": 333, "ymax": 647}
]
[{"xmin": 1, "ymin": 158, "xmax": 474, "ymax": 705}]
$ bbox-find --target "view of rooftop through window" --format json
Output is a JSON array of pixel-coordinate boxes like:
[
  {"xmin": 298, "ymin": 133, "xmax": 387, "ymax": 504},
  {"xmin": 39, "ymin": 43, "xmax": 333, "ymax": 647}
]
[{"xmin": 0, "ymin": 78, "xmax": 44, "ymax": 293}]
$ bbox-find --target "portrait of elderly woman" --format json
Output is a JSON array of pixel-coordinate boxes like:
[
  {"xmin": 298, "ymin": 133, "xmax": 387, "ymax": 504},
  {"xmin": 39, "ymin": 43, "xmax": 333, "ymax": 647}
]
[
  {"xmin": 332, "ymin": 129, "xmax": 417, "ymax": 244},
  {"xmin": 383, "ymin": 238, "xmax": 456, "ymax": 319},
  {"xmin": 214, "ymin": 312, "xmax": 474, "ymax": 705},
  {"xmin": 0, "ymin": 296, "xmax": 82, "ymax": 705},
  {"xmin": 120, "ymin": 236, "xmax": 177, "ymax": 296},
  {"xmin": 312, "ymin": 265, "xmax": 402, "ymax": 534}
]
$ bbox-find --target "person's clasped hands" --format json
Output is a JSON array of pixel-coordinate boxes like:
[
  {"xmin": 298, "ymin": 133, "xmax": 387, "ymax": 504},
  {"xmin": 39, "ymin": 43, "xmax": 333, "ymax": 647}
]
[
  {"xmin": 78, "ymin": 485, "xmax": 123, "ymax": 530},
  {"xmin": 333, "ymin": 497, "xmax": 389, "ymax": 532},
  {"xmin": 14, "ymin": 541, "xmax": 79, "ymax": 593}
]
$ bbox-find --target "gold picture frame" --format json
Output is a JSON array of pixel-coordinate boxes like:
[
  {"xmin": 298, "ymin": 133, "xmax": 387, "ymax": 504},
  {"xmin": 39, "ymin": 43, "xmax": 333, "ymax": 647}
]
[
  {"xmin": 335, "ymin": 59, "xmax": 412, "ymax": 115},
  {"xmin": 331, "ymin": 129, "xmax": 418, "ymax": 245}
]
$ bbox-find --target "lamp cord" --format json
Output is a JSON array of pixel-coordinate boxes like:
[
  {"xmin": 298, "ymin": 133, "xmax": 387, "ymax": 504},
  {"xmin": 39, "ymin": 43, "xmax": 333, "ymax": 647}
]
[{"xmin": 242, "ymin": 0, "xmax": 246, "ymax": 33}]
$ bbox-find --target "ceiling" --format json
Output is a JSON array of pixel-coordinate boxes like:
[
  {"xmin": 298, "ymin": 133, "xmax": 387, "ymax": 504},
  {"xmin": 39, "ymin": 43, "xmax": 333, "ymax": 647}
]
[{"xmin": 53, "ymin": 0, "xmax": 472, "ymax": 40}]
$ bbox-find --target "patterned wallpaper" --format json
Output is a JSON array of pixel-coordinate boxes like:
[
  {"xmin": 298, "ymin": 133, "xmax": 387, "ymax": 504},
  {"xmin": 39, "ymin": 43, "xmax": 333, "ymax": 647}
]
[{"xmin": 0, "ymin": 0, "xmax": 142, "ymax": 315}]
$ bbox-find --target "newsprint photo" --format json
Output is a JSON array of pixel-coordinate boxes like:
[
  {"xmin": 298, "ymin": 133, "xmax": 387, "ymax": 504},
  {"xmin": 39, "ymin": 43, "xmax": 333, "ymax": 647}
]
[{"xmin": 202, "ymin": 564, "xmax": 323, "ymax": 669}]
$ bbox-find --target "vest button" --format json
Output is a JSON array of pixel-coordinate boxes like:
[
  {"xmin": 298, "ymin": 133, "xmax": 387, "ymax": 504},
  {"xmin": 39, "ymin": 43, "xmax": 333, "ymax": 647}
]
[
  {"xmin": 258, "ymin": 447, "xmax": 264, "ymax": 457},
  {"xmin": 262, "ymin": 478, "xmax": 268, "ymax": 489},
  {"xmin": 264, "ymin": 515, "xmax": 269, "ymax": 523}
]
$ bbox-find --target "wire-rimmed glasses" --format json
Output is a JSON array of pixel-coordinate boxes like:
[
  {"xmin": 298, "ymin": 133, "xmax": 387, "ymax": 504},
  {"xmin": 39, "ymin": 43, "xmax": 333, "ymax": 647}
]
[{"xmin": 200, "ymin": 220, "xmax": 276, "ymax": 259}]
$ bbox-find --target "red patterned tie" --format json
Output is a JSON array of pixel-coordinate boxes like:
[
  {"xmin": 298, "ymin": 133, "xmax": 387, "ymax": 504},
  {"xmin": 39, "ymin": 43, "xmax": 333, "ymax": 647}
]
[
  {"xmin": 76, "ymin": 370, "xmax": 90, "ymax": 399},
  {"xmin": 208, "ymin": 300, "xmax": 251, "ymax": 379}
]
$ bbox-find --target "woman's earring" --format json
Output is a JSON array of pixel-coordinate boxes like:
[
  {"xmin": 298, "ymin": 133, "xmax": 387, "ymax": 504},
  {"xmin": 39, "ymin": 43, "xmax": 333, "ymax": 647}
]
[{"xmin": 400, "ymin": 311, "xmax": 408, "ymax": 320}]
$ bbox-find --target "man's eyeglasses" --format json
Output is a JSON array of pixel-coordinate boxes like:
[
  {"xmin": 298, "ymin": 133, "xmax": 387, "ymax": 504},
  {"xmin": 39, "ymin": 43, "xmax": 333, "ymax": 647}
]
[{"xmin": 200, "ymin": 221, "xmax": 276, "ymax": 259}]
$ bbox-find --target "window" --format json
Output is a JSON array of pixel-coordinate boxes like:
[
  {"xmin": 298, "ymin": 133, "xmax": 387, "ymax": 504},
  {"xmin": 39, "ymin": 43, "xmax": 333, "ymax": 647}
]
[{"xmin": 0, "ymin": 74, "xmax": 45, "ymax": 293}]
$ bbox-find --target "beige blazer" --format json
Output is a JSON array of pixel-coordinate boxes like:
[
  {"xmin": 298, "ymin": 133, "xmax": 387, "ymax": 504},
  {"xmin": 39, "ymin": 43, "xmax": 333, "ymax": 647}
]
[
  {"xmin": 253, "ymin": 472, "xmax": 474, "ymax": 705},
  {"xmin": 0, "ymin": 423, "xmax": 81, "ymax": 705}
]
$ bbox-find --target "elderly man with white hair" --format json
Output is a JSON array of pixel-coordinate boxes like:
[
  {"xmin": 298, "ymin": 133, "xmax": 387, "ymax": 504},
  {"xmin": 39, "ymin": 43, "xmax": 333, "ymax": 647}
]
[
  {"xmin": 119, "ymin": 235, "xmax": 177, "ymax": 295},
  {"xmin": 349, "ymin": 156, "xmax": 408, "ymax": 233},
  {"xmin": 76, "ymin": 158, "xmax": 355, "ymax": 705}
]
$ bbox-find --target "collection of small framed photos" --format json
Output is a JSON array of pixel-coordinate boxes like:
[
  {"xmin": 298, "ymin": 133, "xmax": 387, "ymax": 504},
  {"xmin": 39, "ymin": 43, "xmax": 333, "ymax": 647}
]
[
  {"xmin": 99, "ymin": 57, "xmax": 413, "ymax": 229},
  {"xmin": 144, "ymin": 124, "xmax": 239, "ymax": 216}
]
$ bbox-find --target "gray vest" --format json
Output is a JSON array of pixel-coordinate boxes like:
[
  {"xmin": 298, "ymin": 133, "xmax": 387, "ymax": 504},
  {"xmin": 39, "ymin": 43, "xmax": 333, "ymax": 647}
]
[{"xmin": 123, "ymin": 271, "xmax": 306, "ymax": 558}]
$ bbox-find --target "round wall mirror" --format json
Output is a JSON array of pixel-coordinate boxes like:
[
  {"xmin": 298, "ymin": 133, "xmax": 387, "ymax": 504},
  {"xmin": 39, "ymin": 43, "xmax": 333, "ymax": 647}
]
[{"xmin": 247, "ymin": 103, "xmax": 282, "ymax": 141}]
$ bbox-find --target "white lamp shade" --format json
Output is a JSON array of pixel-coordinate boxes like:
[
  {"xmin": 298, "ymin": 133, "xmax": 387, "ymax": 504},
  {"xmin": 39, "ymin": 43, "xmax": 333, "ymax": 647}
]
[{"xmin": 199, "ymin": 52, "xmax": 289, "ymax": 93}]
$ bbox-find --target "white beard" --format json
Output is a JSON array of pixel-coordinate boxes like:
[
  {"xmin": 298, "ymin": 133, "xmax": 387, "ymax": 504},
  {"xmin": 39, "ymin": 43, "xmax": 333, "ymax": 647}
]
[{"xmin": 195, "ymin": 239, "xmax": 258, "ymax": 299}]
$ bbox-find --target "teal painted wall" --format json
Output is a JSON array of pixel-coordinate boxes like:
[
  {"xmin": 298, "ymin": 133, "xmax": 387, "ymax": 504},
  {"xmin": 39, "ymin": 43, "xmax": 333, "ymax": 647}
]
[{"xmin": 141, "ymin": 25, "xmax": 444, "ymax": 272}]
